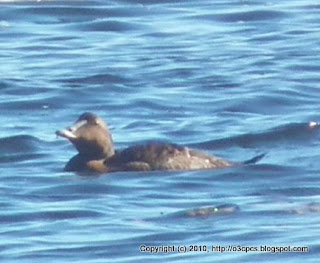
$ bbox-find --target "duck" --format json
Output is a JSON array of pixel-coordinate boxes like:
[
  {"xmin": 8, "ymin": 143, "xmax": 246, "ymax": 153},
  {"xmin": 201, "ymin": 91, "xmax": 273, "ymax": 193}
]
[{"xmin": 56, "ymin": 112, "xmax": 264, "ymax": 173}]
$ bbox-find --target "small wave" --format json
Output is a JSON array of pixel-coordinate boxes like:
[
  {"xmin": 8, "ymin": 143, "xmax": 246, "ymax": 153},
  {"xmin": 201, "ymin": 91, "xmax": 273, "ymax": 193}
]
[
  {"xmin": 0, "ymin": 135, "xmax": 52, "ymax": 164},
  {"xmin": 0, "ymin": 135, "xmax": 42, "ymax": 154},
  {"xmin": 185, "ymin": 9, "xmax": 286, "ymax": 23},
  {"xmin": 60, "ymin": 73, "xmax": 126, "ymax": 85},
  {"xmin": 0, "ymin": 209, "xmax": 103, "ymax": 224},
  {"xmin": 77, "ymin": 19, "xmax": 144, "ymax": 33},
  {"xmin": 0, "ymin": 153, "xmax": 47, "ymax": 164},
  {"xmin": 216, "ymin": 10, "xmax": 287, "ymax": 23},
  {"xmin": 191, "ymin": 122, "xmax": 320, "ymax": 150},
  {"xmin": 28, "ymin": 183, "xmax": 124, "ymax": 197}
]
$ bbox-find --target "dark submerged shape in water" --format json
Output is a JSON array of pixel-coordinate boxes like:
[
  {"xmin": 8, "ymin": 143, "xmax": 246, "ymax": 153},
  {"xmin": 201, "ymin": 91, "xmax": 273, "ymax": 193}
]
[{"xmin": 56, "ymin": 112, "xmax": 264, "ymax": 173}]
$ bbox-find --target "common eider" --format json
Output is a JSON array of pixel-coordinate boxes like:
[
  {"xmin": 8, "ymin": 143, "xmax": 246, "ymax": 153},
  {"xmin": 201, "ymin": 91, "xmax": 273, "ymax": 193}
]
[{"xmin": 56, "ymin": 112, "xmax": 264, "ymax": 173}]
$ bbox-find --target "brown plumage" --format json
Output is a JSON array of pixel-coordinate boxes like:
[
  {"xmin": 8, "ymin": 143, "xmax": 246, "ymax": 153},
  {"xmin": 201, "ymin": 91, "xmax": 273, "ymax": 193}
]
[
  {"xmin": 56, "ymin": 112, "xmax": 262, "ymax": 173},
  {"xmin": 106, "ymin": 143, "xmax": 232, "ymax": 172}
]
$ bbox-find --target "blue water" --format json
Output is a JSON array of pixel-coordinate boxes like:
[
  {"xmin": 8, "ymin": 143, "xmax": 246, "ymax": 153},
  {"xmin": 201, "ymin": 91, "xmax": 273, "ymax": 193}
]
[{"xmin": 1, "ymin": 0, "xmax": 320, "ymax": 262}]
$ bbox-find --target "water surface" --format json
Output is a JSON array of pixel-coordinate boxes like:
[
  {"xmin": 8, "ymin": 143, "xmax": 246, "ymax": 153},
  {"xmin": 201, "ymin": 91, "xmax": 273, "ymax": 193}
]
[{"xmin": 1, "ymin": 0, "xmax": 320, "ymax": 262}]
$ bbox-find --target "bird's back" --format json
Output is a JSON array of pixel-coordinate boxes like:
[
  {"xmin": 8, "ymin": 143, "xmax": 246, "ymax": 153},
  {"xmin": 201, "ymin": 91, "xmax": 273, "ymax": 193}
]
[{"xmin": 106, "ymin": 143, "xmax": 233, "ymax": 171}]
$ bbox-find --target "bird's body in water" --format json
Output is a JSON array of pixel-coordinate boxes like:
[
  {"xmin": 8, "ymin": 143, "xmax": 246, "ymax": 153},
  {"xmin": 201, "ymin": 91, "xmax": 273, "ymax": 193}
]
[{"xmin": 56, "ymin": 112, "xmax": 264, "ymax": 173}]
